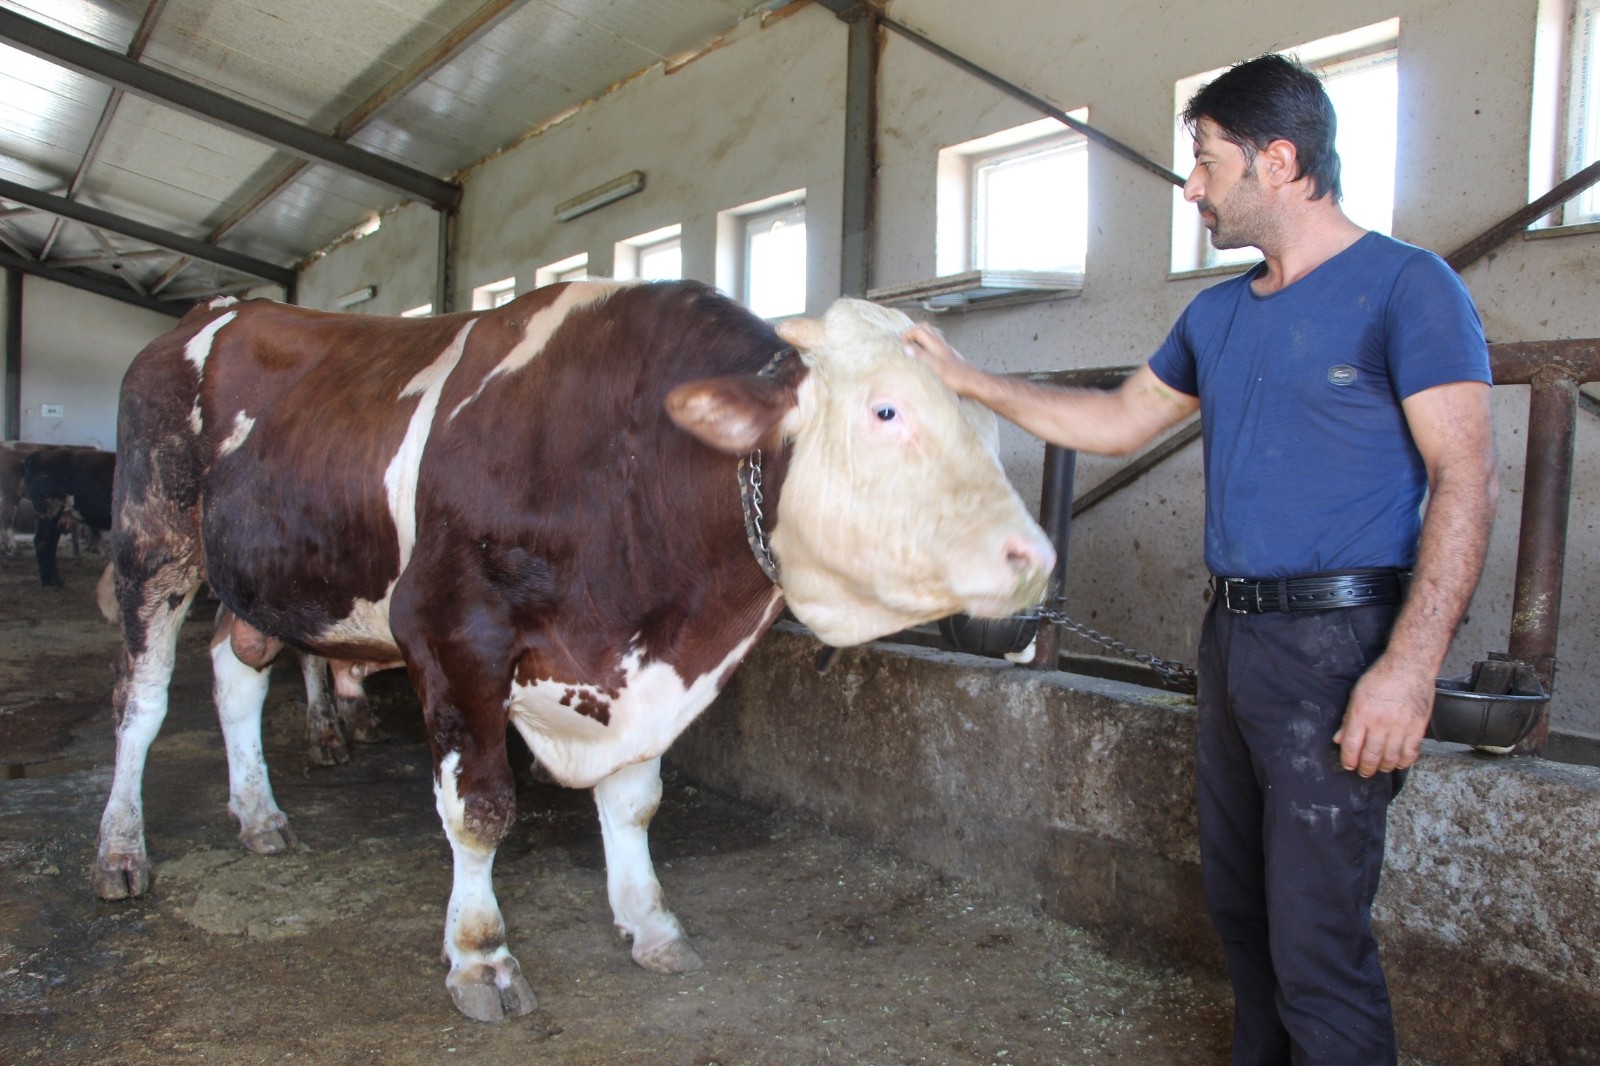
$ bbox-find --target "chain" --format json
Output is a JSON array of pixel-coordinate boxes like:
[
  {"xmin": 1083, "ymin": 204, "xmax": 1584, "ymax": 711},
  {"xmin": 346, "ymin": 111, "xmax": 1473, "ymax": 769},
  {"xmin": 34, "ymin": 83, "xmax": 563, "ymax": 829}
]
[
  {"xmin": 1035, "ymin": 606, "xmax": 1198, "ymax": 689},
  {"xmin": 738, "ymin": 449, "xmax": 780, "ymax": 584}
]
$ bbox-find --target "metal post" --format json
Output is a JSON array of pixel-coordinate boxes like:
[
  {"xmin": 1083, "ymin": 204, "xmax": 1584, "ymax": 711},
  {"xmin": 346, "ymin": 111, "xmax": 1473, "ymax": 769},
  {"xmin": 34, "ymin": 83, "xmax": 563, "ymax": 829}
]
[
  {"xmin": 839, "ymin": 8, "xmax": 879, "ymax": 297},
  {"xmin": 435, "ymin": 208, "xmax": 458, "ymax": 314},
  {"xmin": 1031, "ymin": 443, "xmax": 1076, "ymax": 669},
  {"xmin": 1507, "ymin": 369, "xmax": 1578, "ymax": 754},
  {"xmin": 4, "ymin": 268, "xmax": 20, "ymax": 441}
]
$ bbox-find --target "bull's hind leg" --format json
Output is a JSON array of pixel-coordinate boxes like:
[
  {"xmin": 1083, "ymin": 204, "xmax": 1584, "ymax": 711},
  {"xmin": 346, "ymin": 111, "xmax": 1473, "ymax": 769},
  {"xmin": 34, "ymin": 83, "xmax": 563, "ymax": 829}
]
[
  {"xmin": 211, "ymin": 618, "xmax": 295, "ymax": 853},
  {"xmin": 331, "ymin": 660, "xmax": 386, "ymax": 745},
  {"xmin": 593, "ymin": 757, "xmax": 704, "ymax": 973},
  {"xmin": 94, "ymin": 578, "xmax": 200, "ymax": 899},
  {"xmin": 302, "ymin": 656, "xmax": 387, "ymax": 765},
  {"xmin": 299, "ymin": 654, "xmax": 350, "ymax": 766}
]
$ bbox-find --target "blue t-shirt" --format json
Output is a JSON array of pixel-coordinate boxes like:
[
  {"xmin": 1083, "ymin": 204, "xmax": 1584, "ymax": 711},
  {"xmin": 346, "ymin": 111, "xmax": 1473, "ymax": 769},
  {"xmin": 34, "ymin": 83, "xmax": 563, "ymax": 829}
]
[{"xmin": 1148, "ymin": 232, "xmax": 1490, "ymax": 579}]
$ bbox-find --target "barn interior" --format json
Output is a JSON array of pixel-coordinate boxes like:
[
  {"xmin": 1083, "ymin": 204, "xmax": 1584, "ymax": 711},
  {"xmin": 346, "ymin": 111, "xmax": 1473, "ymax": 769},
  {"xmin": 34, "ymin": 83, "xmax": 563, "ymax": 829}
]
[{"xmin": 2, "ymin": 1, "xmax": 1598, "ymax": 1063}]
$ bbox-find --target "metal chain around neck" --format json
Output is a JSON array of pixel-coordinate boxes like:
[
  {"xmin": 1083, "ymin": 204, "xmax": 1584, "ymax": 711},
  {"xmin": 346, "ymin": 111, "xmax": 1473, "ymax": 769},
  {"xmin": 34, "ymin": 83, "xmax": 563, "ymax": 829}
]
[
  {"xmin": 1035, "ymin": 606, "xmax": 1198, "ymax": 688},
  {"xmin": 738, "ymin": 449, "xmax": 780, "ymax": 585},
  {"xmin": 735, "ymin": 348, "xmax": 794, "ymax": 588}
]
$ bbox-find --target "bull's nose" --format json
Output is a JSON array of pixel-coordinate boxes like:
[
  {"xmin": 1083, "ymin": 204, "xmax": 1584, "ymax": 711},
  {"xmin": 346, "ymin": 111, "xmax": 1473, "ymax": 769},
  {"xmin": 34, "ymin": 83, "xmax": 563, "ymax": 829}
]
[{"xmin": 1005, "ymin": 533, "xmax": 1056, "ymax": 579}]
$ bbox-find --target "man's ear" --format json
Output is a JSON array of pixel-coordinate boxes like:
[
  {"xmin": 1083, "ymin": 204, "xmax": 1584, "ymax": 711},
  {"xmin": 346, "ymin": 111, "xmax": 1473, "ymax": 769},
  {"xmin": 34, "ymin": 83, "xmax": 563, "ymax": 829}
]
[
  {"xmin": 665, "ymin": 372, "xmax": 799, "ymax": 455},
  {"xmin": 1260, "ymin": 138, "xmax": 1300, "ymax": 188}
]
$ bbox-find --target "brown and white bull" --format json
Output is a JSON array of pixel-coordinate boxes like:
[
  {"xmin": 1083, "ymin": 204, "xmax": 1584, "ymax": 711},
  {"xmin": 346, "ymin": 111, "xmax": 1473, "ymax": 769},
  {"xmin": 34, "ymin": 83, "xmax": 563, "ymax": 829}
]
[{"xmin": 95, "ymin": 280, "xmax": 1052, "ymax": 1021}]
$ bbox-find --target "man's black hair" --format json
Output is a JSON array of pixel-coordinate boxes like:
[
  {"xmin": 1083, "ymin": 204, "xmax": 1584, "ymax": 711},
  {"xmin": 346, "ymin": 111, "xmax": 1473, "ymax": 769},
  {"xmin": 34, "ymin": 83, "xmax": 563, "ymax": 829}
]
[{"xmin": 1182, "ymin": 53, "xmax": 1342, "ymax": 202}]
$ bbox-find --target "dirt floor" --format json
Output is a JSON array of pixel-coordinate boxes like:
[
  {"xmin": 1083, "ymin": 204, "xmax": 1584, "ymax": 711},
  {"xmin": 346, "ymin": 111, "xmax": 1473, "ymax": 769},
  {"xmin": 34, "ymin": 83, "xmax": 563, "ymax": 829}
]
[{"xmin": 0, "ymin": 548, "xmax": 1436, "ymax": 1065}]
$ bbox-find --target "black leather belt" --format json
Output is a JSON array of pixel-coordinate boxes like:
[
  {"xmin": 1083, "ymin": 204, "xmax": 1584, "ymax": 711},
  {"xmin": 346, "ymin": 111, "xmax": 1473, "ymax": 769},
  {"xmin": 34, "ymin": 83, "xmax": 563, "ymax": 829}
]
[{"xmin": 1213, "ymin": 570, "xmax": 1410, "ymax": 614}]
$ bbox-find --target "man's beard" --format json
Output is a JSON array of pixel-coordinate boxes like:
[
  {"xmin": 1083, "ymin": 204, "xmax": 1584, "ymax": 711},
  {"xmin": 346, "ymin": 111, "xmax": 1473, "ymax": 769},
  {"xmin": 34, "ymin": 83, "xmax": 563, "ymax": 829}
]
[{"xmin": 1199, "ymin": 198, "xmax": 1254, "ymax": 250}]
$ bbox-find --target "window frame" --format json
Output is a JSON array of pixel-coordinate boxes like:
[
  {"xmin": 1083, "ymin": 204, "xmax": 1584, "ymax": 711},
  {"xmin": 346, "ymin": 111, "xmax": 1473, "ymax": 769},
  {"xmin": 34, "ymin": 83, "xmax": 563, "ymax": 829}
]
[
  {"xmin": 969, "ymin": 131, "xmax": 1090, "ymax": 275},
  {"xmin": 1562, "ymin": 0, "xmax": 1600, "ymax": 224},
  {"xmin": 534, "ymin": 253, "xmax": 588, "ymax": 288},
  {"xmin": 716, "ymin": 189, "xmax": 807, "ymax": 319},
  {"xmin": 615, "ymin": 224, "xmax": 683, "ymax": 281},
  {"xmin": 471, "ymin": 276, "xmax": 516, "ymax": 310}
]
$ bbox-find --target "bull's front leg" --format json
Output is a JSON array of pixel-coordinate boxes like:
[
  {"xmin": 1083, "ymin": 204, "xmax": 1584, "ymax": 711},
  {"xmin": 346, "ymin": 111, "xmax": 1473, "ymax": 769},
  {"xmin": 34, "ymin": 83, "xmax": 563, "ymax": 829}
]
[
  {"xmin": 593, "ymin": 757, "xmax": 704, "ymax": 974},
  {"xmin": 433, "ymin": 748, "xmax": 537, "ymax": 1022}
]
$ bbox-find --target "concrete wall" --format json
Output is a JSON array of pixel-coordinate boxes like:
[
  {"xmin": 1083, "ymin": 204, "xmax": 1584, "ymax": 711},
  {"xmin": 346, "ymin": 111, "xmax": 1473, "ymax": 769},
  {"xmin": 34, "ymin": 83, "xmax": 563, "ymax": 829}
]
[
  {"xmin": 290, "ymin": 0, "xmax": 1600, "ymax": 741},
  {"xmin": 672, "ymin": 626, "xmax": 1600, "ymax": 1065},
  {"xmin": 12, "ymin": 277, "xmax": 175, "ymax": 449}
]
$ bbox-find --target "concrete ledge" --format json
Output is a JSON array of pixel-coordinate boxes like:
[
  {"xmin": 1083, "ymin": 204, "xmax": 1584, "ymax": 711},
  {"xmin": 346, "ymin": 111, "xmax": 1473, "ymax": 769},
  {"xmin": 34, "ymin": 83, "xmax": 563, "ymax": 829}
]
[{"xmin": 670, "ymin": 624, "xmax": 1600, "ymax": 1065}]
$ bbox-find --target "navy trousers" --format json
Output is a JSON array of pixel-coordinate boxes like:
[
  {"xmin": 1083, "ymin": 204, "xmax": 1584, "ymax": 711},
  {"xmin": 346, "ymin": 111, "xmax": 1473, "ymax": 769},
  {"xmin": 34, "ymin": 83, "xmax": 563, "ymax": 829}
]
[{"xmin": 1196, "ymin": 596, "xmax": 1406, "ymax": 1066}]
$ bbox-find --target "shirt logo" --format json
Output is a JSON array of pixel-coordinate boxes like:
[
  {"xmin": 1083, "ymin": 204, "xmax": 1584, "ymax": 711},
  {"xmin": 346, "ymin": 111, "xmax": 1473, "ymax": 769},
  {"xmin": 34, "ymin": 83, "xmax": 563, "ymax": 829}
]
[{"xmin": 1327, "ymin": 365, "xmax": 1358, "ymax": 386}]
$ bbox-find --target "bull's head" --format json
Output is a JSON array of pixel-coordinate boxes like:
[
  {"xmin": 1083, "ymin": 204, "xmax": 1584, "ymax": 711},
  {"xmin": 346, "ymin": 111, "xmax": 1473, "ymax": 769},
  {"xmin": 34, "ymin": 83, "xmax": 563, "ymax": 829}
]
[{"xmin": 667, "ymin": 297, "xmax": 1054, "ymax": 646}]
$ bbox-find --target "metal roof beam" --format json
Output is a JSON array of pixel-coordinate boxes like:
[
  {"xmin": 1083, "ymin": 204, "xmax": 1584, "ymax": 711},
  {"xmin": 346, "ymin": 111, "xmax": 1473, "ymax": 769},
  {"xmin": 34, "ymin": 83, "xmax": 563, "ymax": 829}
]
[
  {"xmin": 819, "ymin": 3, "xmax": 1185, "ymax": 188},
  {"xmin": 0, "ymin": 7, "xmax": 462, "ymax": 211},
  {"xmin": 0, "ymin": 251, "xmax": 189, "ymax": 317},
  {"xmin": 0, "ymin": 177, "xmax": 295, "ymax": 287},
  {"xmin": 206, "ymin": 0, "xmax": 525, "ymax": 243}
]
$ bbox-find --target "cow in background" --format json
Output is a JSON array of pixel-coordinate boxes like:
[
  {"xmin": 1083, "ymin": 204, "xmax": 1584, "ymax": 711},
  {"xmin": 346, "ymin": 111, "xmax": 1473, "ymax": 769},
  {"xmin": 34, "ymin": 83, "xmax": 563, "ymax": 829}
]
[
  {"xmin": 94, "ymin": 282, "xmax": 1054, "ymax": 1021},
  {"xmin": 24, "ymin": 445, "xmax": 114, "ymax": 587}
]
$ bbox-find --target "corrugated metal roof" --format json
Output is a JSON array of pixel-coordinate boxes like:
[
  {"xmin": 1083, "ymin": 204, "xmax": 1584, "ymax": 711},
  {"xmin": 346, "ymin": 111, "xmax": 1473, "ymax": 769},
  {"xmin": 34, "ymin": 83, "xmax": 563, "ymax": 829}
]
[{"xmin": 0, "ymin": 0, "xmax": 788, "ymax": 309}]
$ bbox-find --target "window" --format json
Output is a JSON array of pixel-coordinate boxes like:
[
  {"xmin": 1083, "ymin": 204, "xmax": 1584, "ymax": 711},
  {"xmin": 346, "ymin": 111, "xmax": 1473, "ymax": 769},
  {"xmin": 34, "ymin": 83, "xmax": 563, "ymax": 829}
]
[
  {"xmin": 745, "ymin": 204, "xmax": 806, "ymax": 318},
  {"xmin": 1570, "ymin": 0, "xmax": 1600, "ymax": 221},
  {"xmin": 718, "ymin": 191, "xmax": 806, "ymax": 319},
  {"xmin": 1534, "ymin": 0, "xmax": 1600, "ymax": 226},
  {"xmin": 1171, "ymin": 20, "xmax": 1400, "ymax": 273},
  {"xmin": 471, "ymin": 276, "xmax": 516, "ymax": 310},
  {"xmin": 974, "ymin": 137, "xmax": 1088, "ymax": 272},
  {"xmin": 638, "ymin": 238, "xmax": 682, "ymax": 281},
  {"xmin": 938, "ymin": 117, "xmax": 1089, "ymax": 277},
  {"xmin": 534, "ymin": 254, "xmax": 589, "ymax": 288},
  {"xmin": 615, "ymin": 225, "xmax": 682, "ymax": 281}
]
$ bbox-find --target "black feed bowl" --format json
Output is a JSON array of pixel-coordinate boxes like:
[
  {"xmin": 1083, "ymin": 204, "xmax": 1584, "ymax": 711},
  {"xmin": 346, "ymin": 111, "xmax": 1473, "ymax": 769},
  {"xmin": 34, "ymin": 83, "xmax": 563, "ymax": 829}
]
[
  {"xmin": 1428, "ymin": 677, "xmax": 1548, "ymax": 749},
  {"xmin": 938, "ymin": 612, "xmax": 1039, "ymax": 657}
]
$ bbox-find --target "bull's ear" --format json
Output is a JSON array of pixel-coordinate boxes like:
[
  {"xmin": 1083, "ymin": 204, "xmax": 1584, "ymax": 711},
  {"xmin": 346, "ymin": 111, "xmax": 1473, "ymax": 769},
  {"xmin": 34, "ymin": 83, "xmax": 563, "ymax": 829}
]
[
  {"xmin": 774, "ymin": 317, "xmax": 827, "ymax": 351},
  {"xmin": 665, "ymin": 374, "xmax": 796, "ymax": 455}
]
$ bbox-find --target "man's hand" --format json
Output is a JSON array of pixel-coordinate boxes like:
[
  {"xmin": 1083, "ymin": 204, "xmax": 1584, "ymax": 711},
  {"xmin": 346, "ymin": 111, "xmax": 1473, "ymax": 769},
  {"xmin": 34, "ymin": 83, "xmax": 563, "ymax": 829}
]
[
  {"xmin": 1333, "ymin": 655, "xmax": 1436, "ymax": 776},
  {"xmin": 901, "ymin": 323, "xmax": 988, "ymax": 397}
]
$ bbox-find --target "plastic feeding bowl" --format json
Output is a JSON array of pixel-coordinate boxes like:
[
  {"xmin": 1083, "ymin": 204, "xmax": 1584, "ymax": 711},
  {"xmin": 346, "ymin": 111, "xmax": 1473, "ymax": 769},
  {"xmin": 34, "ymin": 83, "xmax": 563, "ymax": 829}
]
[
  {"xmin": 938, "ymin": 612, "xmax": 1039, "ymax": 658},
  {"xmin": 1428, "ymin": 677, "xmax": 1549, "ymax": 749}
]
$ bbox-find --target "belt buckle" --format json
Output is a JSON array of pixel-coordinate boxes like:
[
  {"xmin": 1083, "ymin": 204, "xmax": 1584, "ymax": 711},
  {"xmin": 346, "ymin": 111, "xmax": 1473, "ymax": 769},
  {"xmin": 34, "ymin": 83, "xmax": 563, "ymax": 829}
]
[{"xmin": 1222, "ymin": 578, "xmax": 1252, "ymax": 614}]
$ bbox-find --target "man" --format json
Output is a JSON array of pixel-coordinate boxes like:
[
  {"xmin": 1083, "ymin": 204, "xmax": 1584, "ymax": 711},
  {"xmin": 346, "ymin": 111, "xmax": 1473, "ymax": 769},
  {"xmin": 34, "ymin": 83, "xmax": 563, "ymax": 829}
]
[{"xmin": 903, "ymin": 54, "xmax": 1498, "ymax": 1065}]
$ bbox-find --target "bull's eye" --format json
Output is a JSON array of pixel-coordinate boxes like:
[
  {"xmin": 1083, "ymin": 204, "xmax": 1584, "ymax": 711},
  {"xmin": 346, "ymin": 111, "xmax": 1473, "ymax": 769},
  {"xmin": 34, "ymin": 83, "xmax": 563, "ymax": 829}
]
[{"xmin": 874, "ymin": 405, "xmax": 899, "ymax": 422}]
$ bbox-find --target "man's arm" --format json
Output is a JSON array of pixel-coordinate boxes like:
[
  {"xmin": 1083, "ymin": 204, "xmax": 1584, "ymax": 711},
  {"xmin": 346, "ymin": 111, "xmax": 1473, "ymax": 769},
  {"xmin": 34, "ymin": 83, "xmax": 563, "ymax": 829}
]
[
  {"xmin": 1335, "ymin": 379, "xmax": 1499, "ymax": 776},
  {"xmin": 902, "ymin": 323, "xmax": 1197, "ymax": 456}
]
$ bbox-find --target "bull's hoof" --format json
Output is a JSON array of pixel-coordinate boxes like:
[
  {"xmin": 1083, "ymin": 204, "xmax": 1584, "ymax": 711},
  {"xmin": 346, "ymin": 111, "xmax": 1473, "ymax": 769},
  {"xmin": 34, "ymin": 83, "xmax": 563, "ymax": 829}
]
[
  {"xmin": 307, "ymin": 729, "xmax": 351, "ymax": 767},
  {"xmin": 348, "ymin": 718, "xmax": 387, "ymax": 744},
  {"xmin": 634, "ymin": 936, "xmax": 705, "ymax": 974},
  {"xmin": 91, "ymin": 855, "xmax": 152, "ymax": 900},
  {"xmin": 337, "ymin": 698, "xmax": 386, "ymax": 744},
  {"xmin": 447, "ymin": 961, "xmax": 538, "ymax": 1022},
  {"xmin": 239, "ymin": 820, "xmax": 297, "ymax": 855}
]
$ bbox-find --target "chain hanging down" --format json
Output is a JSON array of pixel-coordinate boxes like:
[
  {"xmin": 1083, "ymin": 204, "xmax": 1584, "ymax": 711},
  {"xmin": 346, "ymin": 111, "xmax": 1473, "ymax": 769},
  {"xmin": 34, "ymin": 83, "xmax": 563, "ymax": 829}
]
[{"xmin": 1034, "ymin": 606, "xmax": 1198, "ymax": 689}]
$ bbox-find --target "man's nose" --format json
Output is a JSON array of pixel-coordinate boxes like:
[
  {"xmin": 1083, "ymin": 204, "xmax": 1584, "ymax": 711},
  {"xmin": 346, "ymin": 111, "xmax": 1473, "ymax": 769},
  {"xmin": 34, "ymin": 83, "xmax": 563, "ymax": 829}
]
[{"xmin": 1183, "ymin": 167, "xmax": 1205, "ymax": 203}]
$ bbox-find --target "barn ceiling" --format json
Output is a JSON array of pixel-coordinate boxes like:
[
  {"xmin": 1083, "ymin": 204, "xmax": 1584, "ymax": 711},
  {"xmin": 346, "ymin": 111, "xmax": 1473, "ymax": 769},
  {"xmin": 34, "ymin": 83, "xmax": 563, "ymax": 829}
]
[{"xmin": 0, "ymin": 0, "xmax": 791, "ymax": 314}]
